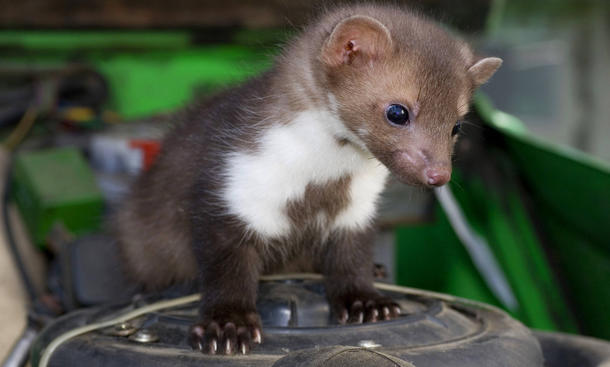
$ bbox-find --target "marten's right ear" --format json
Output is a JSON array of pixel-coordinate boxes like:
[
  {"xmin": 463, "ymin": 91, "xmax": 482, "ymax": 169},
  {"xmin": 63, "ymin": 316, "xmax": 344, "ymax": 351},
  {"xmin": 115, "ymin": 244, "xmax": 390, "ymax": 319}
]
[
  {"xmin": 468, "ymin": 57, "xmax": 503, "ymax": 87},
  {"xmin": 320, "ymin": 15, "xmax": 393, "ymax": 68}
]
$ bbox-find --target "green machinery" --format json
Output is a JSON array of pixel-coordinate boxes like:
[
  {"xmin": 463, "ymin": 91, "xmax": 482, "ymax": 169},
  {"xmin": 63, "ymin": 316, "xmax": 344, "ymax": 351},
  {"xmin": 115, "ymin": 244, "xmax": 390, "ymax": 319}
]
[
  {"xmin": 11, "ymin": 147, "xmax": 103, "ymax": 245},
  {"xmin": 2, "ymin": 30, "xmax": 608, "ymax": 340}
]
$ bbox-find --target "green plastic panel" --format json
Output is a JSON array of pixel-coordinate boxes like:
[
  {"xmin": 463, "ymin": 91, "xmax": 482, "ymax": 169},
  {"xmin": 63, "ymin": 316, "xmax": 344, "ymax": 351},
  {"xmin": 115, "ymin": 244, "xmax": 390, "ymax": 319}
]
[
  {"xmin": 1, "ymin": 31, "xmax": 273, "ymax": 118},
  {"xmin": 476, "ymin": 95, "xmax": 610, "ymax": 339},
  {"xmin": 11, "ymin": 147, "xmax": 104, "ymax": 246}
]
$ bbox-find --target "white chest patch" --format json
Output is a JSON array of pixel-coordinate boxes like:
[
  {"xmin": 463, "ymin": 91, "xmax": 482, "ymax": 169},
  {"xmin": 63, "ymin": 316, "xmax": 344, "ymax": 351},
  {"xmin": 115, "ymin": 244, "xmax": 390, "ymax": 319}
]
[{"xmin": 222, "ymin": 109, "xmax": 389, "ymax": 239}]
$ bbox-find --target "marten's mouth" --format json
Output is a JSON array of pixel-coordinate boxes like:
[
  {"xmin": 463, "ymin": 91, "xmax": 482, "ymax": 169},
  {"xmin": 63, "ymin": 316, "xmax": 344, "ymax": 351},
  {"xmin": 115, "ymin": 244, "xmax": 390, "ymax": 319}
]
[
  {"xmin": 381, "ymin": 150, "xmax": 451, "ymax": 188},
  {"xmin": 391, "ymin": 171, "xmax": 445, "ymax": 189}
]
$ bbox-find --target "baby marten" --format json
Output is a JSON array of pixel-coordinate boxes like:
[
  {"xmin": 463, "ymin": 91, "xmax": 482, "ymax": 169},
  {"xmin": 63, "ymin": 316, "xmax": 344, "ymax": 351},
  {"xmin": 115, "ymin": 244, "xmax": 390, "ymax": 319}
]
[{"xmin": 114, "ymin": 4, "xmax": 502, "ymax": 355}]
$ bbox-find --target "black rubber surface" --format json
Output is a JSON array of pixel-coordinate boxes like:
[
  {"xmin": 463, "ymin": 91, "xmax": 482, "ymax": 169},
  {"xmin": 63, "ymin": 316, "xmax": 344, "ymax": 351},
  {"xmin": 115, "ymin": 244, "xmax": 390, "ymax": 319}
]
[
  {"xmin": 535, "ymin": 331, "xmax": 610, "ymax": 367},
  {"xmin": 31, "ymin": 278, "xmax": 550, "ymax": 367}
]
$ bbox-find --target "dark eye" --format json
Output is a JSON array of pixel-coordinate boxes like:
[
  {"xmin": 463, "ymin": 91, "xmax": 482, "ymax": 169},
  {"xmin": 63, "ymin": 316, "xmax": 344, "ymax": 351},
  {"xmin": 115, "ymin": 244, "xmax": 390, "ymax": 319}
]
[
  {"xmin": 452, "ymin": 121, "xmax": 462, "ymax": 136},
  {"xmin": 385, "ymin": 104, "xmax": 409, "ymax": 126}
]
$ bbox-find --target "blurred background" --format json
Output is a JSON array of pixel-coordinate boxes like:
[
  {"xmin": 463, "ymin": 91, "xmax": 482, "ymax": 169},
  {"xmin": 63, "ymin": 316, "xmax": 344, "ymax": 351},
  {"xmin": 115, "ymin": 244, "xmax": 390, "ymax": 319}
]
[{"xmin": 0, "ymin": 0, "xmax": 608, "ymax": 362}]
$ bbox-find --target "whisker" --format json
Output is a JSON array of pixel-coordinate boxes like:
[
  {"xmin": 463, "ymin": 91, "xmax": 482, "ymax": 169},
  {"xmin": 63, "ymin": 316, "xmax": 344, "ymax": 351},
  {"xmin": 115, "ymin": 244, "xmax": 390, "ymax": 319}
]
[{"xmin": 449, "ymin": 180, "xmax": 465, "ymax": 193}]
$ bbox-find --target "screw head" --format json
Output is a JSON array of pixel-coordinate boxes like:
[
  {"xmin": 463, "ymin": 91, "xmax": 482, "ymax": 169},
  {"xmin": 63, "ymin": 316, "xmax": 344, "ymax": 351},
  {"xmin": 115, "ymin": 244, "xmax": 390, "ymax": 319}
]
[
  {"xmin": 112, "ymin": 322, "xmax": 137, "ymax": 337},
  {"xmin": 130, "ymin": 329, "xmax": 159, "ymax": 343},
  {"xmin": 358, "ymin": 340, "xmax": 381, "ymax": 348}
]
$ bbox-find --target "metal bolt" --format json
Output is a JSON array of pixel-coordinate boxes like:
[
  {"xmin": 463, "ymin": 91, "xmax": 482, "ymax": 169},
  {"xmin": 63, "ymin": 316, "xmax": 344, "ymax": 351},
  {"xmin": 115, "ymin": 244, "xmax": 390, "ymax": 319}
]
[
  {"xmin": 358, "ymin": 340, "xmax": 381, "ymax": 348},
  {"xmin": 130, "ymin": 329, "xmax": 159, "ymax": 343},
  {"xmin": 112, "ymin": 322, "xmax": 137, "ymax": 337}
]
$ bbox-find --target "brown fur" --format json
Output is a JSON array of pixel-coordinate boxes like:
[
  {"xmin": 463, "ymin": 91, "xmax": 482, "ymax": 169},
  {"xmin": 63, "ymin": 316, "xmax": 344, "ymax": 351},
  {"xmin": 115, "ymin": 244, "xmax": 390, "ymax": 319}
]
[
  {"xmin": 286, "ymin": 176, "xmax": 352, "ymax": 226},
  {"xmin": 113, "ymin": 3, "xmax": 501, "ymax": 355}
]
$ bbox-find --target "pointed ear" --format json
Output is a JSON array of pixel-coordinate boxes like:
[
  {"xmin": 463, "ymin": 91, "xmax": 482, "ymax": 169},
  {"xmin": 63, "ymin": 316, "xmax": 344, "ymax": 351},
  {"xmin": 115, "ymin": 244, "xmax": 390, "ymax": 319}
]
[
  {"xmin": 320, "ymin": 15, "xmax": 393, "ymax": 68},
  {"xmin": 468, "ymin": 57, "xmax": 502, "ymax": 87}
]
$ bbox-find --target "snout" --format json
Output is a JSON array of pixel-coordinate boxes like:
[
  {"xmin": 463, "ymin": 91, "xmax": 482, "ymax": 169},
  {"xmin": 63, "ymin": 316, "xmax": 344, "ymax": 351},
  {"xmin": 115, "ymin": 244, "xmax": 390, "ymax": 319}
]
[
  {"xmin": 389, "ymin": 150, "xmax": 452, "ymax": 188},
  {"xmin": 424, "ymin": 167, "xmax": 451, "ymax": 187}
]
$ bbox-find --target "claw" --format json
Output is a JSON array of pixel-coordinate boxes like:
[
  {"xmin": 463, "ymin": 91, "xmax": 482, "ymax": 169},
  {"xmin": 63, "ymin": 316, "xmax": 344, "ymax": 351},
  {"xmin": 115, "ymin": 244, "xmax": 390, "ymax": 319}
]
[
  {"xmin": 190, "ymin": 309, "xmax": 261, "ymax": 355},
  {"xmin": 225, "ymin": 340, "xmax": 232, "ymax": 355},
  {"xmin": 382, "ymin": 307, "xmax": 390, "ymax": 320},
  {"xmin": 212, "ymin": 339, "xmax": 218, "ymax": 354},
  {"xmin": 339, "ymin": 309, "xmax": 349, "ymax": 324},
  {"xmin": 369, "ymin": 308, "xmax": 379, "ymax": 322},
  {"xmin": 332, "ymin": 292, "xmax": 401, "ymax": 325},
  {"xmin": 253, "ymin": 328, "xmax": 262, "ymax": 344},
  {"xmin": 193, "ymin": 341, "xmax": 203, "ymax": 351},
  {"xmin": 393, "ymin": 306, "xmax": 401, "ymax": 316}
]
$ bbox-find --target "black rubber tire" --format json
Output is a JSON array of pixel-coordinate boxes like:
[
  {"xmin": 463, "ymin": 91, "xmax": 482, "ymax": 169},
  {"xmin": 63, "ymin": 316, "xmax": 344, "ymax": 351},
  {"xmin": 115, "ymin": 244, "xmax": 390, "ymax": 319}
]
[{"xmin": 31, "ymin": 278, "xmax": 548, "ymax": 367}]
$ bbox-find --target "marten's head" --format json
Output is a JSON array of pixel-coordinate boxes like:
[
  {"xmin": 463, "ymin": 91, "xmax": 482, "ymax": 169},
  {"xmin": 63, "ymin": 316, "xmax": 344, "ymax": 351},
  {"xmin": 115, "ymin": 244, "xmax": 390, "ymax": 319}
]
[{"xmin": 317, "ymin": 7, "xmax": 501, "ymax": 187}]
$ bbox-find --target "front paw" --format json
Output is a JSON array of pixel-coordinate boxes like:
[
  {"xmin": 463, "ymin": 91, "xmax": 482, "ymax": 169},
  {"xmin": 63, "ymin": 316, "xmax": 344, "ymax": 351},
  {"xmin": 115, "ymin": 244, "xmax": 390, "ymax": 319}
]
[
  {"xmin": 331, "ymin": 291, "xmax": 401, "ymax": 324},
  {"xmin": 189, "ymin": 307, "xmax": 262, "ymax": 355}
]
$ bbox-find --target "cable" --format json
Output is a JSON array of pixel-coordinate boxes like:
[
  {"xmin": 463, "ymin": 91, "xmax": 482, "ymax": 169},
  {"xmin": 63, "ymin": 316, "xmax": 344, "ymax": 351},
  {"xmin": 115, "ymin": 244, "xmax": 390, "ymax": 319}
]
[
  {"xmin": 3, "ymin": 106, "xmax": 38, "ymax": 151},
  {"xmin": 434, "ymin": 186, "xmax": 518, "ymax": 311},
  {"xmin": 38, "ymin": 294, "xmax": 201, "ymax": 367},
  {"xmin": 1, "ymin": 316, "xmax": 40, "ymax": 367}
]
